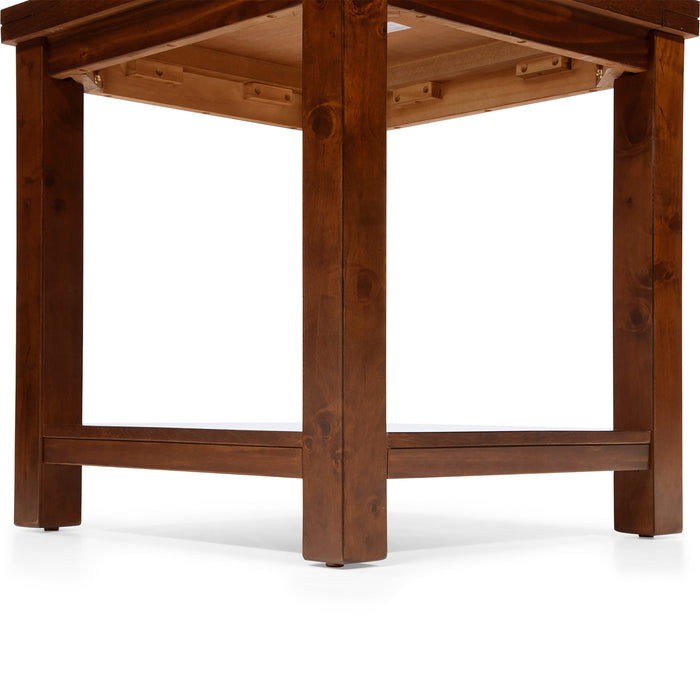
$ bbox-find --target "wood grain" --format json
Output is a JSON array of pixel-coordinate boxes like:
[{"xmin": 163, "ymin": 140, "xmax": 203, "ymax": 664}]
[
  {"xmin": 302, "ymin": 0, "xmax": 388, "ymax": 565},
  {"xmin": 15, "ymin": 40, "xmax": 83, "ymax": 529},
  {"xmin": 44, "ymin": 439, "xmax": 302, "ymax": 478},
  {"xmin": 388, "ymin": 444, "xmax": 650, "ymax": 479},
  {"xmin": 613, "ymin": 32, "xmax": 684, "ymax": 536},
  {"xmin": 560, "ymin": 1, "xmax": 699, "ymax": 36},
  {"xmin": 44, "ymin": 0, "xmax": 300, "ymax": 78},
  {"xmin": 390, "ymin": 0, "xmax": 652, "ymax": 72},
  {"xmin": 1, "ymin": 0, "xmax": 152, "ymax": 45}
]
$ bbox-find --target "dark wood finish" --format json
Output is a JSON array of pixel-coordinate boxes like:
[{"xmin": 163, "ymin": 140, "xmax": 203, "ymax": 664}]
[
  {"xmin": 391, "ymin": 0, "xmax": 652, "ymax": 71},
  {"xmin": 613, "ymin": 32, "xmax": 684, "ymax": 536},
  {"xmin": 43, "ymin": 0, "xmax": 300, "ymax": 78},
  {"xmin": 2, "ymin": 0, "xmax": 692, "ymax": 559},
  {"xmin": 15, "ymin": 40, "xmax": 83, "ymax": 529},
  {"xmin": 44, "ymin": 438, "xmax": 302, "ymax": 478},
  {"xmin": 388, "ymin": 430, "xmax": 650, "ymax": 449},
  {"xmin": 563, "ymin": 1, "xmax": 699, "ymax": 36},
  {"xmin": 388, "ymin": 444, "xmax": 650, "ymax": 479},
  {"xmin": 302, "ymin": 0, "xmax": 388, "ymax": 565},
  {"xmin": 44, "ymin": 425, "xmax": 303, "ymax": 448},
  {"xmin": 1, "ymin": 0, "xmax": 152, "ymax": 45}
]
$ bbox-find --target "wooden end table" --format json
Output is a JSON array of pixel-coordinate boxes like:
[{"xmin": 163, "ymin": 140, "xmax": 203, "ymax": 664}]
[{"xmin": 2, "ymin": 0, "xmax": 697, "ymax": 565}]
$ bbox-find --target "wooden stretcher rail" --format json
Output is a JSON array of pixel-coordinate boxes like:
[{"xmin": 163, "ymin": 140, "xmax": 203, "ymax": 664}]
[
  {"xmin": 44, "ymin": 424, "xmax": 303, "ymax": 448},
  {"xmin": 44, "ymin": 427, "xmax": 650, "ymax": 481},
  {"xmin": 44, "ymin": 437, "xmax": 303, "ymax": 478},
  {"xmin": 387, "ymin": 429, "xmax": 651, "ymax": 448},
  {"xmin": 388, "ymin": 444, "xmax": 650, "ymax": 478}
]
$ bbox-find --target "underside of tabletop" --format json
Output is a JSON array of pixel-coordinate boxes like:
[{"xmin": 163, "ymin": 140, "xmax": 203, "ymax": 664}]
[{"xmin": 2, "ymin": 0, "xmax": 698, "ymax": 129}]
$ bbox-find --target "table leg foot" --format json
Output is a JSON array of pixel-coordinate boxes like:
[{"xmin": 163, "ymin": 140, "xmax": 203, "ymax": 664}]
[
  {"xmin": 44, "ymin": 527, "xmax": 59, "ymax": 532},
  {"xmin": 326, "ymin": 562, "xmax": 344, "ymax": 568},
  {"xmin": 639, "ymin": 534, "xmax": 654, "ymax": 538}
]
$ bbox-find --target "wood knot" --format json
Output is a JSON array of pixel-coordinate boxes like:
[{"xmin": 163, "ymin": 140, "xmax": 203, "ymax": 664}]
[
  {"xmin": 653, "ymin": 261, "xmax": 675, "ymax": 284},
  {"xmin": 624, "ymin": 107, "xmax": 649, "ymax": 145},
  {"xmin": 629, "ymin": 308, "xmax": 645, "ymax": 328},
  {"xmin": 356, "ymin": 268, "xmax": 380, "ymax": 301},
  {"xmin": 668, "ymin": 212, "xmax": 682, "ymax": 234},
  {"xmin": 627, "ymin": 304, "xmax": 650, "ymax": 333},
  {"xmin": 316, "ymin": 411, "xmax": 334, "ymax": 437},
  {"xmin": 307, "ymin": 104, "xmax": 338, "ymax": 141}
]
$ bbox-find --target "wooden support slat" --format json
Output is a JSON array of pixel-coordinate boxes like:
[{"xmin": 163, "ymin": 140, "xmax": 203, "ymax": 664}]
[
  {"xmin": 15, "ymin": 40, "xmax": 83, "ymax": 529},
  {"xmin": 388, "ymin": 430, "xmax": 651, "ymax": 449},
  {"xmin": 44, "ymin": 0, "xmax": 300, "ymax": 79},
  {"xmin": 387, "ymin": 42, "xmax": 544, "ymax": 88},
  {"xmin": 389, "ymin": 59, "xmax": 601, "ymax": 128},
  {"xmin": 152, "ymin": 42, "xmax": 565, "ymax": 92},
  {"xmin": 94, "ymin": 63, "xmax": 301, "ymax": 129},
  {"xmin": 44, "ymin": 438, "xmax": 302, "ymax": 478},
  {"xmin": 44, "ymin": 425, "xmax": 303, "ymax": 448},
  {"xmin": 302, "ymin": 0, "xmax": 388, "ymax": 565},
  {"xmin": 390, "ymin": 0, "xmax": 652, "ymax": 72},
  {"xmin": 388, "ymin": 444, "xmax": 650, "ymax": 479},
  {"xmin": 151, "ymin": 45, "xmax": 302, "ymax": 90},
  {"xmin": 613, "ymin": 33, "xmax": 684, "ymax": 536}
]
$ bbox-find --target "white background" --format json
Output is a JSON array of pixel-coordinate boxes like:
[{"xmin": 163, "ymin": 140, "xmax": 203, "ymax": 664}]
[{"xmin": 1, "ymin": 30, "xmax": 699, "ymax": 700}]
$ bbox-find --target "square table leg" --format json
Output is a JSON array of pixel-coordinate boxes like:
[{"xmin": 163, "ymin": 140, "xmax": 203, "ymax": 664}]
[
  {"xmin": 613, "ymin": 32, "xmax": 684, "ymax": 536},
  {"xmin": 15, "ymin": 40, "xmax": 83, "ymax": 530},
  {"xmin": 301, "ymin": 0, "xmax": 388, "ymax": 565}
]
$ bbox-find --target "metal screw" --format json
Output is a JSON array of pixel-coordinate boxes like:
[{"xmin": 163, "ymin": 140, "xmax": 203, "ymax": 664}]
[
  {"xmin": 94, "ymin": 72, "xmax": 103, "ymax": 87},
  {"xmin": 552, "ymin": 57, "xmax": 560, "ymax": 66},
  {"xmin": 423, "ymin": 85, "xmax": 429, "ymax": 94},
  {"xmin": 254, "ymin": 87, "xmax": 261, "ymax": 95},
  {"xmin": 520, "ymin": 64, "xmax": 528, "ymax": 73},
  {"xmin": 284, "ymin": 93, "xmax": 291, "ymax": 101}
]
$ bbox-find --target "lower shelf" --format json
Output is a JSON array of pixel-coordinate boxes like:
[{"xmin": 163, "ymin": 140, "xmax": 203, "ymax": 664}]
[
  {"xmin": 387, "ymin": 443, "xmax": 649, "ymax": 478},
  {"xmin": 43, "ymin": 425, "xmax": 650, "ymax": 479}
]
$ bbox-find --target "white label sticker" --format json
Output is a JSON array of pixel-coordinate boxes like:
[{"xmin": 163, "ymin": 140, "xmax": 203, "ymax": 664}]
[{"xmin": 387, "ymin": 21, "xmax": 411, "ymax": 33}]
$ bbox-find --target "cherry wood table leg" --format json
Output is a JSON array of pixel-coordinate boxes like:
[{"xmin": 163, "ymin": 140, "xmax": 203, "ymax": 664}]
[
  {"xmin": 302, "ymin": 0, "xmax": 388, "ymax": 565},
  {"xmin": 613, "ymin": 32, "xmax": 684, "ymax": 536},
  {"xmin": 15, "ymin": 40, "xmax": 83, "ymax": 530}
]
